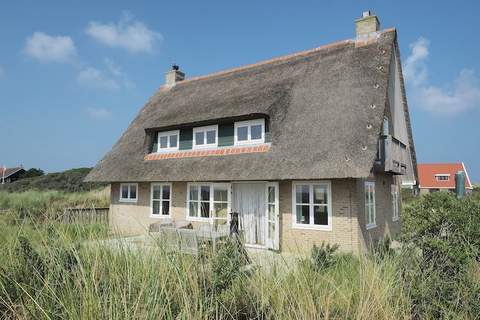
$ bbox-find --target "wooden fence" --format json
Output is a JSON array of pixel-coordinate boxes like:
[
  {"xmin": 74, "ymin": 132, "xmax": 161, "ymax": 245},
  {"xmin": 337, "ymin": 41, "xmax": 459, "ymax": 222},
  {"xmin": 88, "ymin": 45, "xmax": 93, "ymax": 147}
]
[{"xmin": 60, "ymin": 207, "xmax": 109, "ymax": 224}]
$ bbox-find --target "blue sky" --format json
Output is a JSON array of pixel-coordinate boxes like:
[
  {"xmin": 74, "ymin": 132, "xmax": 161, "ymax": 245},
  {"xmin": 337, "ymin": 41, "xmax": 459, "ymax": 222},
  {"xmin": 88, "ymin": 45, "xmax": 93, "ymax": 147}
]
[{"xmin": 1, "ymin": 1, "xmax": 479, "ymax": 183}]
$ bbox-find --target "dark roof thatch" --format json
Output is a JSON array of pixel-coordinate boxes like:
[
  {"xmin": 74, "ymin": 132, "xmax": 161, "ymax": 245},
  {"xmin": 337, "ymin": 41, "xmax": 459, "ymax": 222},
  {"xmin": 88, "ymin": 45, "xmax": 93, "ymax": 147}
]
[
  {"xmin": 1, "ymin": 167, "xmax": 24, "ymax": 179},
  {"xmin": 86, "ymin": 29, "xmax": 404, "ymax": 182}
]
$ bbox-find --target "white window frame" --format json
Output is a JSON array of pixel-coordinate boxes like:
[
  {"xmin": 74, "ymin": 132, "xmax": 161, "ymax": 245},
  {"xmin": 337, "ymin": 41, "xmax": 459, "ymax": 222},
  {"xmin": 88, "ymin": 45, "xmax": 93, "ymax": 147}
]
[
  {"xmin": 365, "ymin": 181, "xmax": 376, "ymax": 229},
  {"xmin": 435, "ymin": 174, "xmax": 450, "ymax": 181},
  {"xmin": 292, "ymin": 181, "xmax": 332, "ymax": 231},
  {"xmin": 157, "ymin": 130, "xmax": 180, "ymax": 152},
  {"xmin": 234, "ymin": 118, "xmax": 265, "ymax": 146},
  {"xmin": 186, "ymin": 182, "xmax": 231, "ymax": 223},
  {"xmin": 391, "ymin": 184, "xmax": 399, "ymax": 222},
  {"xmin": 150, "ymin": 183, "xmax": 172, "ymax": 218},
  {"xmin": 119, "ymin": 183, "xmax": 138, "ymax": 203},
  {"xmin": 192, "ymin": 125, "xmax": 218, "ymax": 149}
]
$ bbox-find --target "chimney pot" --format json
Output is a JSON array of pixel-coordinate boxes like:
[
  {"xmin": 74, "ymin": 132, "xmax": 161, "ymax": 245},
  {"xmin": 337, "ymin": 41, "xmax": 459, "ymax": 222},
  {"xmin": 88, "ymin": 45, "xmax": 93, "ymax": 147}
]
[
  {"xmin": 355, "ymin": 11, "xmax": 380, "ymax": 39},
  {"xmin": 165, "ymin": 64, "xmax": 185, "ymax": 87}
]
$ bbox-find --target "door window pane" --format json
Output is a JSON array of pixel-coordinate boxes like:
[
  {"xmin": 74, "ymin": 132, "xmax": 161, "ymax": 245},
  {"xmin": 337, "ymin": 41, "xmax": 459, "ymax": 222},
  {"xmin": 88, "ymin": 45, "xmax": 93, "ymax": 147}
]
[
  {"xmin": 268, "ymin": 186, "xmax": 275, "ymax": 203},
  {"xmin": 268, "ymin": 204, "xmax": 275, "ymax": 220},
  {"xmin": 314, "ymin": 206, "xmax": 328, "ymax": 225},
  {"xmin": 121, "ymin": 186, "xmax": 129, "ymax": 199},
  {"xmin": 195, "ymin": 131, "xmax": 204, "ymax": 145},
  {"xmin": 296, "ymin": 205, "xmax": 310, "ymax": 224},
  {"xmin": 237, "ymin": 126, "xmax": 248, "ymax": 141},
  {"xmin": 251, "ymin": 124, "xmax": 262, "ymax": 140},
  {"xmin": 206, "ymin": 130, "xmax": 216, "ymax": 144}
]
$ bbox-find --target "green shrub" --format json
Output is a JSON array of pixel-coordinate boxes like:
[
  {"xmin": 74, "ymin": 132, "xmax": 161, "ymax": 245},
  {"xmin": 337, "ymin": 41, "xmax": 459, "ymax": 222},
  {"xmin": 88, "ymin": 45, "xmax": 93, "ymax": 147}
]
[
  {"xmin": 310, "ymin": 242, "xmax": 339, "ymax": 271},
  {"xmin": 401, "ymin": 192, "xmax": 480, "ymax": 318}
]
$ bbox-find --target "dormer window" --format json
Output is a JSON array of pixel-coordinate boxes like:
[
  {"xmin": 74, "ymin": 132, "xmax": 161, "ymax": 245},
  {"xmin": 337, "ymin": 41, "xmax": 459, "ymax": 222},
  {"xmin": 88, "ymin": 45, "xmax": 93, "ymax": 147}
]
[
  {"xmin": 435, "ymin": 174, "xmax": 450, "ymax": 181},
  {"xmin": 157, "ymin": 130, "xmax": 179, "ymax": 152},
  {"xmin": 234, "ymin": 119, "xmax": 265, "ymax": 145},
  {"xmin": 193, "ymin": 125, "xmax": 218, "ymax": 149}
]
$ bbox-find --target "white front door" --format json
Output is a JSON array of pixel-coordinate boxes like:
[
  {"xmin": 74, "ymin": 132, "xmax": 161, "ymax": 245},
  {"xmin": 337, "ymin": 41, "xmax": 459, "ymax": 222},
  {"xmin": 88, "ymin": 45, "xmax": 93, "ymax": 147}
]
[{"xmin": 232, "ymin": 182, "xmax": 279, "ymax": 249}]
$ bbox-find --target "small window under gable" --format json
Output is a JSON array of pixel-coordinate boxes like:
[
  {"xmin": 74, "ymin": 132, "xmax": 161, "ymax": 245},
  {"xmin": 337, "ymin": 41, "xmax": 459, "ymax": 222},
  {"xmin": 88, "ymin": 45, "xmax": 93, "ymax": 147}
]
[
  {"xmin": 435, "ymin": 174, "xmax": 450, "ymax": 181},
  {"xmin": 193, "ymin": 125, "xmax": 218, "ymax": 149},
  {"xmin": 157, "ymin": 130, "xmax": 179, "ymax": 152},
  {"xmin": 234, "ymin": 119, "xmax": 265, "ymax": 146}
]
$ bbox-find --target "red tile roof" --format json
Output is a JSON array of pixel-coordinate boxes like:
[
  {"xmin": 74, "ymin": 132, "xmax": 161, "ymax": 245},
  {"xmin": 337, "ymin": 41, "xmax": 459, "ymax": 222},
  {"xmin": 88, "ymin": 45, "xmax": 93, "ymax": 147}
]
[
  {"xmin": 418, "ymin": 163, "xmax": 472, "ymax": 189},
  {"xmin": 144, "ymin": 144, "xmax": 270, "ymax": 161}
]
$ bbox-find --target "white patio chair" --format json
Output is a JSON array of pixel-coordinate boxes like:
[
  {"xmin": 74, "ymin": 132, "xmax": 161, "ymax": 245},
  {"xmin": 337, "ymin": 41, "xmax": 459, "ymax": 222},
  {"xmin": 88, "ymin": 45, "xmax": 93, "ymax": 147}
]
[
  {"xmin": 158, "ymin": 227, "xmax": 179, "ymax": 251},
  {"xmin": 177, "ymin": 229, "xmax": 199, "ymax": 255}
]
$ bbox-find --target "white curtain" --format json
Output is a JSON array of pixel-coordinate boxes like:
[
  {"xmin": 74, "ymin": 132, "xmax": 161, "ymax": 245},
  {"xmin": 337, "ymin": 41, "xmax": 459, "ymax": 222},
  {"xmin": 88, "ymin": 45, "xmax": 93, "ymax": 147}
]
[{"xmin": 232, "ymin": 183, "xmax": 266, "ymax": 246}]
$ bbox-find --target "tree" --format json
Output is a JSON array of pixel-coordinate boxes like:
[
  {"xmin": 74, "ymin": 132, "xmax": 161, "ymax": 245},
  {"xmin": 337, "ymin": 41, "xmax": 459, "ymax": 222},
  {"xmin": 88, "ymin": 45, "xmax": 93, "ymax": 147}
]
[{"xmin": 19, "ymin": 168, "xmax": 44, "ymax": 179}]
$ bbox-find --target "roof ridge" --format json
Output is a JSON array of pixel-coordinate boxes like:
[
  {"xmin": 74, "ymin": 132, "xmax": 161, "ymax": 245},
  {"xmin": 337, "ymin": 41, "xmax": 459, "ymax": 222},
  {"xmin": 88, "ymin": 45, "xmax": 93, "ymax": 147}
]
[{"xmin": 161, "ymin": 28, "xmax": 396, "ymax": 89}]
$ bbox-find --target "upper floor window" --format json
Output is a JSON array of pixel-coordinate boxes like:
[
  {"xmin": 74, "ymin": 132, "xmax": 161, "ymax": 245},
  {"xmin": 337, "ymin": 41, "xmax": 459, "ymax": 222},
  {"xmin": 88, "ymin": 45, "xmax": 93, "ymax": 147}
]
[
  {"xmin": 120, "ymin": 183, "xmax": 138, "ymax": 203},
  {"xmin": 365, "ymin": 182, "xmax": 376, "ymax": 229},
  {"xmin": 435, "ymin": 174, "xmax": 449, "ymax": 181},
  {"xmin": 193, "ymin": 125, "xmax": 218, "ymax": 149},
  {"xmin": 234, "ymin": 119, "xmax": 265, "ymax": 145},
  {"xmin": 158, "ymin": 130, "xmax": 179, "ymax": 152},
  {"xmin": 292, "ymin": 181, "xmax": 332, "ymax": 230}
]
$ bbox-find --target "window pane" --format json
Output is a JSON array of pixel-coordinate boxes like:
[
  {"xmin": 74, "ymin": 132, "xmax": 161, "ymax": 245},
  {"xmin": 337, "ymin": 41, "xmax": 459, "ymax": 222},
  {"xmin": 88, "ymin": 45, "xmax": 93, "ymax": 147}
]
[
  {"xmin": 162, "ymin": 185, "xmax": 170, "ymax": 200},
  {"xmin": 130, "ymin": 185, "xmax": 137, "ymax": 199},
  {"xmin": 152, "ymin": 200, "xmax": 160, "ymax": 215},
  {"xmin": 121, "ymin": 185, "xmax": 129, "ymax": 199},
  {"xmin": 268, "ymin": 222, "xmax": 275, "ymax": 240},
  {"xmin": 214, "ymin": 202, "xmax": 228, "ymax": 219},
  {"xmin": 206, "ymin": 130, "xmax": 216, "ymax": 144},
  {"xmin": 162, "ymin": 201, "xmax": 170, "ymax": 215},
  {"xmin": 152, "ymin": 185, "xmax": 161, "ymax": 199},
  {"xmin": 200, "ymin": 186, "xmax": 210, "ymax": 201},
  {"xmin": 189, "ymin": 202, "xmax": 198, "ymax": 217},
  {"xmin": 200, "ymin": 202, "xmax": 210, "ymax": 218},
  {"xmin": 313, "ymin": 185, "xmax": 327, "ymax": 204},
  {"xmin": 214, "ymin": 187, "xmax": 228, "ymax": 202},
  {"xmin": 296, "ymin": 205, "xmax": 310, "ymax": 224},
  {"xmin": 160, "ymin": 136, "xmax": 168, "ymax": 148},
  {"xmin": 268, "ymin": 204, "xmax": 275, "ymax": 220},
  {"xmin": 268, "ymin": 186, "xmax": 275, "ymax": 203},
  {"xmin": 296, "ymin": 185, "xmax": 309, "ymax": 204},
  {"xmin": 195, "ymin": 131, "xmax": 204, "ymax": 145},
  {"xmin": 314, "ymin": 206, "xmax": 328, "ymax": 225},
  {"xmin": 169, "ymin": 135, "xmax": 177, "ymax": 148},
  {"xmin": 237, "ymin": 126, "xmax": 248, "ymax": 141},
  {"xmin": 251, "ymin": 124, "xmax": 262, "ymax": 140},
  {"xmin": 189, "ymin": 185, "xmax": 198, "ymax": 201}
]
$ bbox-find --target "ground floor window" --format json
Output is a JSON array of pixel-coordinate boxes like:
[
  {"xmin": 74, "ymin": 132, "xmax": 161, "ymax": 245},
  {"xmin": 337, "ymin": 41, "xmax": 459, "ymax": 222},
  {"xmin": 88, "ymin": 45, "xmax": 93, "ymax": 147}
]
[
  {"xmin": 151, "ymin": 183, "xmax": 171, "ymax": 217},
  {"xmin": 187, "ymin": 183, "xmax": 230, "ymax": 225},
  {"xmin": 365, "ymin": 181, "xmax": 376, "ymax": 229},
  {"xmin": 391, "ymin": 184, "xmax": 399, "ymax": 221},
  {"xmin": 292, "ymin": 181, "xmax": 332, "ymax": 230},
  {"xmin": 119, "ymin": 183, "xmax": 138, "ymax": 202}
]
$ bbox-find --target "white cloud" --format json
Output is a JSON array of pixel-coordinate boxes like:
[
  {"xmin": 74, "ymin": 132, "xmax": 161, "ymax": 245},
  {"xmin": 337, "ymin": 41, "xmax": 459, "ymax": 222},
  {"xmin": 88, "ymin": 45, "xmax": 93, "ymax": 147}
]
[
  {"xmin": 77, "ymin": 59, "xmax": 133, "ymax": 90},
  {"xmin": 85, "ymin": 13, "xmax": 162, "ymax": 53},
  {"xmin": 404, "ymin": 37, "xmax": 480, "ymax": 114},
  {"xmin": 86, "ymin": 107, "xmax": 112, "ymax": 120},
  {"xmin": 24, "ymin": 32, "xmax": 77, "ymax": 63}
]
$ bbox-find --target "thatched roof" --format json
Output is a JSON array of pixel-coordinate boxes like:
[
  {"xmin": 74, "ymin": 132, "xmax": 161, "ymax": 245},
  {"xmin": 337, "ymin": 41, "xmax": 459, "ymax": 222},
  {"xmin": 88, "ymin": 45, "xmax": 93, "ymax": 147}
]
[{"xmin": 86, "ymin": 29, "xmax": 405, "ymax": 182}]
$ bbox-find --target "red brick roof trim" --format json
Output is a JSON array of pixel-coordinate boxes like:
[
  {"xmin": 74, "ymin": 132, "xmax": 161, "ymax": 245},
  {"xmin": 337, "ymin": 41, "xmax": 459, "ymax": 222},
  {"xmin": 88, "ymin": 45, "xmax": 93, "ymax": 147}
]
[{"xmin": 144, "ymin": 144, "xmax": 271, "ymax": 161}]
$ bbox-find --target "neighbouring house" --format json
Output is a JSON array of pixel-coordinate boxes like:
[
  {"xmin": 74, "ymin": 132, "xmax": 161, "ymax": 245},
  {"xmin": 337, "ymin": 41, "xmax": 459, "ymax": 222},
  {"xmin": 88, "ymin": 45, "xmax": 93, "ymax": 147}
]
[
  {"xmin": 0, "ymin": 166, "xmax": 25, "ymax": 184},
  {"xmin": 417, "ymin": 162, "xmax": 473, "ymax": 195},
  {"xmin": 86, "ymin": 12, "xmax": 417, "ymax": 254}
]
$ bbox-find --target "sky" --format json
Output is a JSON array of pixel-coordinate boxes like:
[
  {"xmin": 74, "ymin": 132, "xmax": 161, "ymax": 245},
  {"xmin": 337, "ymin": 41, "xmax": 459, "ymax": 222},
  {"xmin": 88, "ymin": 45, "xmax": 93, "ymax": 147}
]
[{"xmin": 1, "ymin": 1, "xmax": 479, "ymax": 183}]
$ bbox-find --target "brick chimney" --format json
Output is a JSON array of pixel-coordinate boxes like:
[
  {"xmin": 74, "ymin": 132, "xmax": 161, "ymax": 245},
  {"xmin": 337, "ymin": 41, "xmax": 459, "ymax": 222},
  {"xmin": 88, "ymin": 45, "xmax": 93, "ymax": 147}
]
[
  {"xmin": 165, "ymin": 64, "xmax": 185, "ymax": 87},
  {"xmin": 355, "ymin": 11, "xmax": 380, "ymax": 39}
]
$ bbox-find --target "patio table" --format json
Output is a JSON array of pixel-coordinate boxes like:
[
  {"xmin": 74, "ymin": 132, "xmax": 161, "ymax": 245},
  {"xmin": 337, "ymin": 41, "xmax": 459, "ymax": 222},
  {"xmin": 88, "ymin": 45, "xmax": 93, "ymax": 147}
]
[{"xmin": 195, "ymin": 230, "xmax": 229, "ymax": 251}]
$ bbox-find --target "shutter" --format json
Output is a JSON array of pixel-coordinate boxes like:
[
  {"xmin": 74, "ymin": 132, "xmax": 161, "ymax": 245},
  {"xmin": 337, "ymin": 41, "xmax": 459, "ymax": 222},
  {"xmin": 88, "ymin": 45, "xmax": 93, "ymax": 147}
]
[
  {"xmin": 179, "ymin": 128, "xmax": 193, "ymax": 150},
  {"xmin": 218, "ymin": 123, "xmax": 234, "ymax": 147}
]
